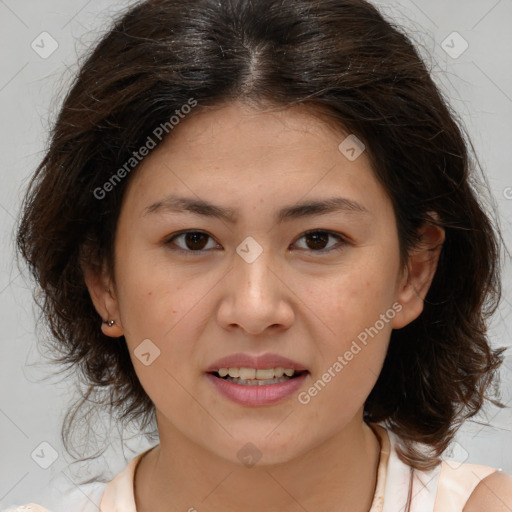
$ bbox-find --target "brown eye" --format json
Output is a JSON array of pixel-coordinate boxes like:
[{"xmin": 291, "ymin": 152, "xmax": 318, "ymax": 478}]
[
  {"xmin": 304, "ymin": 231, "xmax": 329, "ymax": 250},
  {"xmin": 182, "ymin": 232, "xmax": 209, "ymax": 250},
  {"xmin": 165, "ymin": 231, "xmax": 219, "ymax": 252},
  {"xmin": 293, "ymin": 230, "xmax": 347, "ymax": 254}
]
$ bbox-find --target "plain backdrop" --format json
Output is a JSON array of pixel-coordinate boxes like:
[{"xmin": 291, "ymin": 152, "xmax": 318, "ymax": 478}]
[{"xmin": 1, "ymin": 0, "xmax": 511, "ymax": 507}]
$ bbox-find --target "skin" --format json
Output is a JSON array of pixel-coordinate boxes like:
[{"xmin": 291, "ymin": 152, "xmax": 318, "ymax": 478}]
[
  {"xmin": 84, "ymin": 100, "xmax": 447, "ymax": 512},
  {"xmin": 464, "ymin": 471, "xmax": 512, "ymax": 510}
]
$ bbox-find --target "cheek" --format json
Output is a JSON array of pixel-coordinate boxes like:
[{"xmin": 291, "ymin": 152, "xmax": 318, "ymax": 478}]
[
  {"xmin": 298, "ymin": 250, "xmax": 399, "ymax": 396},
  {"xmin": 113, "ymin": 259, "xmax": 202, "ymax": 404},
  {"xmin": 113, "ymin": 247, "xmax": 190, "ymax": 344},
  {"xmin": 299, "ymin": 275, "xmax": 394, "ymax": 419},
  {"xmin": 305, "ymin": 260, "xmax": 398, "ymax": 339},
  {"xmin": 114, "ymin": 250, "xmax": 219, "ymax": 371}
]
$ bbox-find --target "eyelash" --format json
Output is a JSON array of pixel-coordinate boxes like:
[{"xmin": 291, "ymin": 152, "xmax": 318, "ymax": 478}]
[{"xmin": 163, "ymin": 229, "xmax": 349, "ymax": 256}]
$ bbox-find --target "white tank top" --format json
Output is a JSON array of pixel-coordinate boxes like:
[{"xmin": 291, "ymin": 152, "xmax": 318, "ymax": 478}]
[{"xmin": 4, "ymin": 423, "xmax": 498, "ymax": 512}]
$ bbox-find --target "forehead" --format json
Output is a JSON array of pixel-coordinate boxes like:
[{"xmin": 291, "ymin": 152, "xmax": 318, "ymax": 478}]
[{"xmin": 121, "ymin": 101, "xmax": 391, "ymax": 221}]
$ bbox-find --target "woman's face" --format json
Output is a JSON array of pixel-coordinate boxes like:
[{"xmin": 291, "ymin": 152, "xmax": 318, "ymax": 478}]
[{"xmin": 90, "ymin": 101, "xmax": 440, "ymax": 465}]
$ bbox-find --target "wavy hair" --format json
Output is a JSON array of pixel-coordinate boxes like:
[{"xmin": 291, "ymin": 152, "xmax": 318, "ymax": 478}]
[{"xmin": 16, "ymin": 0, "xmax": 506, "ymax": 474}]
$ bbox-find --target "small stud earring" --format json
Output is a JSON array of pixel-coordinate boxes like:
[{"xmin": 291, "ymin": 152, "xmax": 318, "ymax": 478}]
[{"xmin": 103, "ymin": 319, "xmax": 115, "ymax": 327}]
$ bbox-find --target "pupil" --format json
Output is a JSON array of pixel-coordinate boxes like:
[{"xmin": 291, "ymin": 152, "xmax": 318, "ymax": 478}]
[
  {"xmin": 307, "ymin": 232, "xmax": 328, "ymax": 250},
  {"xmin": 186, "ymin": 232, "xmax": 207, "ymax": 250}
]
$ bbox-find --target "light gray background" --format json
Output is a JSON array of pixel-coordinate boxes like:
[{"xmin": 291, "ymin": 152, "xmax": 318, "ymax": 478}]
[{"xmin": 1, "ymin": 0, "xmax": 511, "ymax": 507}]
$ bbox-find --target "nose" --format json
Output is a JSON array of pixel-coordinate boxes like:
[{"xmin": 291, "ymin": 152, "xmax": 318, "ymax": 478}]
[{"xmin": 216, "ymin": 243, "xmax": 295, "ymax": 335}]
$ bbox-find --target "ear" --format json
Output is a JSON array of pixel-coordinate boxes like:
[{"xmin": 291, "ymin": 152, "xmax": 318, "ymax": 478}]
[
  {"xmin": 82, "ymin": 259, "xmax": 124, "ymax": 338},
  {"xmin": 392, "ymin": 214, "xmax": 445, "ymax": 329}
]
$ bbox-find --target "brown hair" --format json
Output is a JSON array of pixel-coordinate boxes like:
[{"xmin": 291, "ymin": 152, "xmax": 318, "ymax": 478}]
[{"xmin": 16, "ymin": 0, "xmax": 506, "ymax": 474}]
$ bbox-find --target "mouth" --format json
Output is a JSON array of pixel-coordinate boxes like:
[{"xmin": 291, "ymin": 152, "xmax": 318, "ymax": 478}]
[
  {"xmin": 205, "ymin": 368, "xmax": 310, "ymax": 406},
  {"xmin": 204, "ymin": 353, "xmax": 310, "ymax": 404},
  {"xmin": 208, "ymin": 368, "xmax": 309, "ymax": 386}
]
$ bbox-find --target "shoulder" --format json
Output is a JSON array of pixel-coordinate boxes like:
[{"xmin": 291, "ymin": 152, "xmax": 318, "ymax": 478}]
[{"xmin": 463, "ymin": 470, "xmax": 512, "ymax": 511}]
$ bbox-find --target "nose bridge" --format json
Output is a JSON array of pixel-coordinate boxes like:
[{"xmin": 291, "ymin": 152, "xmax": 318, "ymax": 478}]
[{"xmin": 234, "ymin": 235, "xmax": 276, "ymax": 298}]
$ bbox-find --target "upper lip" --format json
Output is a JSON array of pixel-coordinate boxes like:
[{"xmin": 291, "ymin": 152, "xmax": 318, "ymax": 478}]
[{"xmin": 206, "ymin": 353, "xmax": 308, "ymax": 373}]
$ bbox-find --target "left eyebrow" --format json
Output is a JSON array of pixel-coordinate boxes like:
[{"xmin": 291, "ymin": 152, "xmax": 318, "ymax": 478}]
[{"xmin": 142, "ymin": 194, "xmax": 370, "ymax": 224}]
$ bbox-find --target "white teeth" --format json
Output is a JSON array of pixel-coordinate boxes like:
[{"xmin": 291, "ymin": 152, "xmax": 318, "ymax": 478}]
[
  {"xmin": 274, "ymin": 367, "xmax": 285, "ymax": 378},
  {"xmin": 227, "ymin": 367, "xmax": 240, "ymax": 378},
  {"xmin": 217, "ymin": 366, "xmax": 297, "ymax": 380},
  {"xmin": 239, "ymin": 367, "xmax": 256, "ymax": 380}
]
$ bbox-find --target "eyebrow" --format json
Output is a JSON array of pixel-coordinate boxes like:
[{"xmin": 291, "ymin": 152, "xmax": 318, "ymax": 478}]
[{"xmin": 142, "ymin": 194, "xmax": 369, "ymax": 223}]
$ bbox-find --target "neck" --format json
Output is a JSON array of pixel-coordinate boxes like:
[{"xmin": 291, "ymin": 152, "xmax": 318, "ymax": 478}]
[{"xmin": 135, "ymin": 416, "xmax": 381, "ymax": 512}]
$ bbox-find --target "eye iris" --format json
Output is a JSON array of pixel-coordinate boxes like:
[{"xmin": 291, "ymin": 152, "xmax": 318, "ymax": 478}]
[
  {"xmin": 306, "ymin": 232, "xmax": 329, "ymax": 250},
  {"xmin": 185, "ymin": 232, "xmax": 208, "ymax": 250}
]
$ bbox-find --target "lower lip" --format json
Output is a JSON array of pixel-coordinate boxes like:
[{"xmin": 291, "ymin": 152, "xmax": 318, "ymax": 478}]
[{"xmin": 205, "ymin": 372, "xmax": 309, "ymax": 406}]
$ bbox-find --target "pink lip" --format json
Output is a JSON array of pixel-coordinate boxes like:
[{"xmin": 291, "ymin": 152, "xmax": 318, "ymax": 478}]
[
  {"xmin": 205, "ymin": 352, "xmax": 308, "ymax": 372},
  {"xmin": 205, "ymin": 371, "xmax": 309, "ymax": 406}
]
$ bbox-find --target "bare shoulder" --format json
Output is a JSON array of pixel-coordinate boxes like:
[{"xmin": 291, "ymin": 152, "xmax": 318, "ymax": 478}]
[{"xmin": 463, "ymin": 470, "xmax": 512, "ymax": 512}]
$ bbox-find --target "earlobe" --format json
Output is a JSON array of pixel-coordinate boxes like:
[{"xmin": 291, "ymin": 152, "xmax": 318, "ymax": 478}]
[
  {"xmin": 100, "ymin": 318, "xmax": 124, "ymax": 338},
  {"xmin": 82, "ymin": 260, "xmax": 124, "ymax": 337},
  {"xmin": 392, "ymin": 216, "xmax": 445, "ymax": 330}
]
